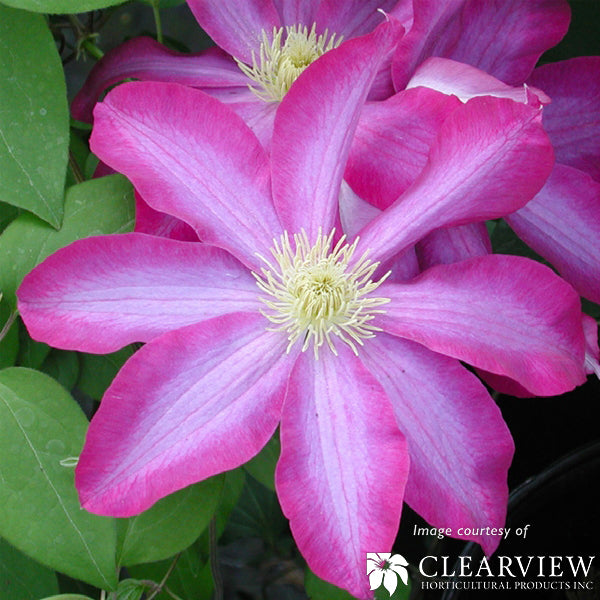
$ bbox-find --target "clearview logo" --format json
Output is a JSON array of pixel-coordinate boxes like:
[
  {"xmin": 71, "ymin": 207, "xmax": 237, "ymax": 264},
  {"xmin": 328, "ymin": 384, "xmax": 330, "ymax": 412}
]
[
  {"xmin": 367, "ymin": 553, "xmax": 596, "ymax": 594},
  {"xmin": 418, "ymin": 555, "xmax": 596, "ymax": 593}
]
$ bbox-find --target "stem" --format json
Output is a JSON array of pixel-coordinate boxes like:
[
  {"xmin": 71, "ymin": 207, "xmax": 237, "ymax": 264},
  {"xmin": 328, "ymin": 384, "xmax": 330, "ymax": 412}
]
[
  {"xmin": 0, "ymin": 310, "xmax": 17, "ymax": 344},
  {"xmin": 151, "ymin": 0, "xmax": 164, "ymax": 44},
  {"xmin": 209, "ymin": 517, "xmax": 223, "ymax": 600},
  {"xmin": 68, "ymin": 149, "xmax": 85, "ymax": 184},
  {"xmin": 82, "ymin": 39, "xmax": 104, "ymax": 60},
  {"xmin": 146, "ymin": 553, "xmax": 181, "ymax": 600},
  {"xmin": 164, "ymin": 588, "xmax": 185, "ymax": 600}
]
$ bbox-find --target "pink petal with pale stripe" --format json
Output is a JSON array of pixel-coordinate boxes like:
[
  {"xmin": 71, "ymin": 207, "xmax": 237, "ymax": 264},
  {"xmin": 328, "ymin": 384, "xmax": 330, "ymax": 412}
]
[
  {"xmin": 91, "ymin": 82, "xmax": 281, "ymax": 269},
  {"xmin": 71, "ymin": 39, "xmax": 247, "ymax": 123},
  {"xmin": 77, "ymin": 312, "xmax": 295, "ymax": 516},
  {"xmin": 356, "ymin": 96, "xmax": 554, "ymax": 264},
  {"xmin": 277, "ymin": 346, "xmax": 408, "ymax": 600},
  {"xmin": 376, "ymin": 255, "xmax": 586, "ymax": 396},
  {"xmin": 361, "ymin": 333, "xmax": 513, "ymax": 555},
  {"xmin": 271, "ymin": 20, "xmax": 402, "ymax": 239},
  {"xmin": 17, "ymin": 234, "xmax": 261, "ymax": 353}
]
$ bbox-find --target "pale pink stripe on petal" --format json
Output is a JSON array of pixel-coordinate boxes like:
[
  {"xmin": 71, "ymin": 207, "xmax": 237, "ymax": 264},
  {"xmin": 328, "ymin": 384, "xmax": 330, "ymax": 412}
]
[
  {"xmin": 356, "ymin": 96, "xmax": 554, "ymax": 264},
  {"xmin": 506, "ymin": 165, "xmax": 600, "ymax": 304},
  {"xmin": 17, "ymin": 234, "xmax": 261, "ymax": 353},
  {"xmin": 271, "ymin": 20, "xmax": 402, "ymax": 238},
  {"xmin": 407, "ymin": 57, "xmax": 550, "ymax": 104},
  {"xmin": 71, "ymin": 39, "xmax": 248, "ymax": 122},
  {"xmin": 77, "ymin": 312, "xmax": 294, "ymax": 516},
  {"xmin": 277, "ymin": 346, "xmax": 408, "ymax": 600},
  {"xmin": 376, "ymin": 255, "xmax": 586, "ymax": 396},
  {"xmin": 362, "ymin": 333, "xmax": 513, "ymax": 555},
  {"xmin": 91, "ymin": 82, "xmax": 282, "ymax": 269}
]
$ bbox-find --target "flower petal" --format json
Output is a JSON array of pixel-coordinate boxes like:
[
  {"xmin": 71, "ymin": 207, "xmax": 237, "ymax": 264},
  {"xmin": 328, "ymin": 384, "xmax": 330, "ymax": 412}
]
[
  {"xmin": 208, "ymin": 87, "xmax": 277, "ymax": 150},
  {"xmin": 271, "ymin": 0, "xmax": 319, "ymax": 26},
  {"xmin": 17, "ymin": 233, "xmax": 261, "ymax": 353},
  {"xmin": 407, "ymin": 57, "xmax": 550, "ymax": 104},
  {"xmin": 71, "ymin": 38, "xmax": 248, "ymax": 122},
  {"xmin": 392, "ymin": 0, "xmax": 570, "ymax": 89},
  {"xmin": 90, "ymin": 81, "xmax": 282, "ymax": 269},
  {"xmin": 187, "ymin": 0, "xmax": 280, "ymax": 63},
  {"xmin": 361, "ymin": 333, "xmax": 514, "ymax": 555},
  {"xmin": 506, "ymin": 164, "xmax": 600, "ymax": 304},
  {"xmin": 383, "ymin": 571, "xmax": 399, "ymax": 596},
  {"xmin": 368, "ymin": 568, "xmax": 384, "ymax": 591},
  {"xmin": 528, "ymin": 57, "xmax": 600, "ymax": 182},
  {"xmin": 416, "ymin": 222, "xmax": 491, "ymax": 270},
  {"xmin": 271, "ymin": 20, "xmax": 402, "ymax": 238},
  {"xmin": 355, "ymin": 96, "xmax": 554, "ymax": 265},
  {"xmin": 346, "ymin": 86, "xmax": 461, "ymax": 210},
  {"xmin": 134, "ymin": 192, "xmax": 198, "ymax": 241},
  {"xmin": 316, "ymin": 0, "xmax": 399, "ymax": 39},
  {"xmin": 276, "ymin": 346, "xmax": 409, "ymax": 600},
  {"xmin": 376, "ymin": 255, "xmax": 586, "ymax": 396},
  {"xmin": 76, "ymin": 312, "xmax": 294, "ymax": 516}
]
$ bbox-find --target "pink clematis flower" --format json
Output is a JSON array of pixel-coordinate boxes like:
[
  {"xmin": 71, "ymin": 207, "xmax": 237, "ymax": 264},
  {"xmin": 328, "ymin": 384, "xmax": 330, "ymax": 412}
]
[{"xmin": 19, "ymin": 25, "xmax": 586, "ymax": 599}]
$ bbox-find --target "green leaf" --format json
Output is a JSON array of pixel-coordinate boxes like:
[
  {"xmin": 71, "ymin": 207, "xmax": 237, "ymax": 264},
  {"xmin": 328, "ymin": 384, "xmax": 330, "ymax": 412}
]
[
  {"xmin": 117, "ymin": 475, "xmax": 225, "ymax": 567},
  {"xmin": 305, "ymin": 570, "xmax": 356, "ymax": 600},
  {"xmin": 0, "ymin": 0, "xmax": 127, "ymax": 13},
  {"xmin": 0, "ymin": 5, "xmax": 68, "ymax": 227},
  {"xmin": 0, "ymin": 202, "xmax": 20, "ymax": 233},
  {"xmin": 0, "ymin": 174, "xmax": 135, "ymax": 308},
  {"xmin": 0, "ymin": 299, "xmax": 18, "ymax": 369},
  {"xmin": 306, "ymin": 565, "xmax": 412, "ymax": 600},
  {"xmin": 40, "ymin": 350, "xmax": 80, "ymax": 391},
  {"xmin": 40, "ymin": 596, "xmax": 95, "ymax": 600},
  {"xmin": 0, "ymin": 537, "xmax": 59, "ymax": 600},
  {"xmin": 243, "ymin": 431, "xmax": 279, "ymax": 491},
  {"xmin": 224, "ymin": 474, "xmax": 286, "ymax": 548},
  {"xmin": 116, "ymin": 579, "xmax": 145, "ymax": 600},
  {"xmin": 77, "ymin": 346, "xmax": 135, "ymax": 400},
  {"xmin": 17, "ymin": 321, "xmax": 50, "ymax": 369},
  {"xmin": 129, "ymin": 545, "xmax": 214, "ymax": 600},
  {"xmin": 0, "ymin": 367, "xmax": 117, "ymax": 589}
]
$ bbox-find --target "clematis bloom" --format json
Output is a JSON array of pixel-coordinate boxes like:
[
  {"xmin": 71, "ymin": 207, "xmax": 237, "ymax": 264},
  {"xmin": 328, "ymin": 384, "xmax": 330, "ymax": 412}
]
[{"xmin": 19, "ymin": 25, "xmax": 586, "ymax": 599}]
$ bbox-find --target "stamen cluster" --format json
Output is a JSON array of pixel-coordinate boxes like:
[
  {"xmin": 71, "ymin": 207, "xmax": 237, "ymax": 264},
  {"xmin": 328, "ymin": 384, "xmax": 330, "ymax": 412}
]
[
  {"xmin": 236, "ymin": 23, "xmax": 343, "ymax": 102},
  {"xmin": 254, "ymin": 230, "xmax": 390, "ymax": 358}
]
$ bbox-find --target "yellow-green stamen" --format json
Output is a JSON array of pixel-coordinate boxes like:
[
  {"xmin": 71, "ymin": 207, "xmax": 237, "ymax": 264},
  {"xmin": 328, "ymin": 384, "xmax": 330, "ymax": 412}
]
[
  {"xmin": 253, "ymin": 230, "xmax": 390, "ymax": 358},
  {"xmin": 236, "ymin": 23, "xmax": 343, "ymax": 102}
]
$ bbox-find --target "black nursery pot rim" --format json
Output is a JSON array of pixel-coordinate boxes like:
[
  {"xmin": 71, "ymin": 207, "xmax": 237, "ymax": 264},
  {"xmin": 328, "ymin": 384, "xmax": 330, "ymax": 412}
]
[{"xmin": 438, "ymin": 438, "xmax": 600, "ymax": 600}]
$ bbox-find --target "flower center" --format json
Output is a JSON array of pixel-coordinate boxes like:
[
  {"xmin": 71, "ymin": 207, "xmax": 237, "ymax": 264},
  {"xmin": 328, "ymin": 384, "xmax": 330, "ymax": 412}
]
[
  {"xmin": 236, "ymin": 23, "xmax": 343, "ymax": 102},
  {"xmin": 253, "ymin": 230, "xmax": 390, "ymax": 358}
]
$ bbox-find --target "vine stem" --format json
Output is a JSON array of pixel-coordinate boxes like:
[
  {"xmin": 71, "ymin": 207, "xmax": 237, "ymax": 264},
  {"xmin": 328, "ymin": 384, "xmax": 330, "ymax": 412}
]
[
  {"xmin": 0, "ymin": 310, "xmax": 17, "ymax": 344},
  {"xmin": 151, "ymin": 0, "xmax": 164, "ymax": 44},
  {"xmin": 146, "ymin": 553, "xmax": 181, "ymax": 600}
]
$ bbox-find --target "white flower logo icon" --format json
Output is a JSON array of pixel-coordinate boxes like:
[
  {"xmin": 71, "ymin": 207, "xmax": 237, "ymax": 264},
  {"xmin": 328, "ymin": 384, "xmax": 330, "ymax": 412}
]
[{"xmin": 366, "ymin": 552, "xmax": 409, "ymax": 596}]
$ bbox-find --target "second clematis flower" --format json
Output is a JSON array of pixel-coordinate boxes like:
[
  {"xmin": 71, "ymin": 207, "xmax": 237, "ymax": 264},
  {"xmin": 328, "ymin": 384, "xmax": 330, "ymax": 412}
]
[{"xmin": 19, "ymin": 24, "xmax": 586, "ymax": 599}]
